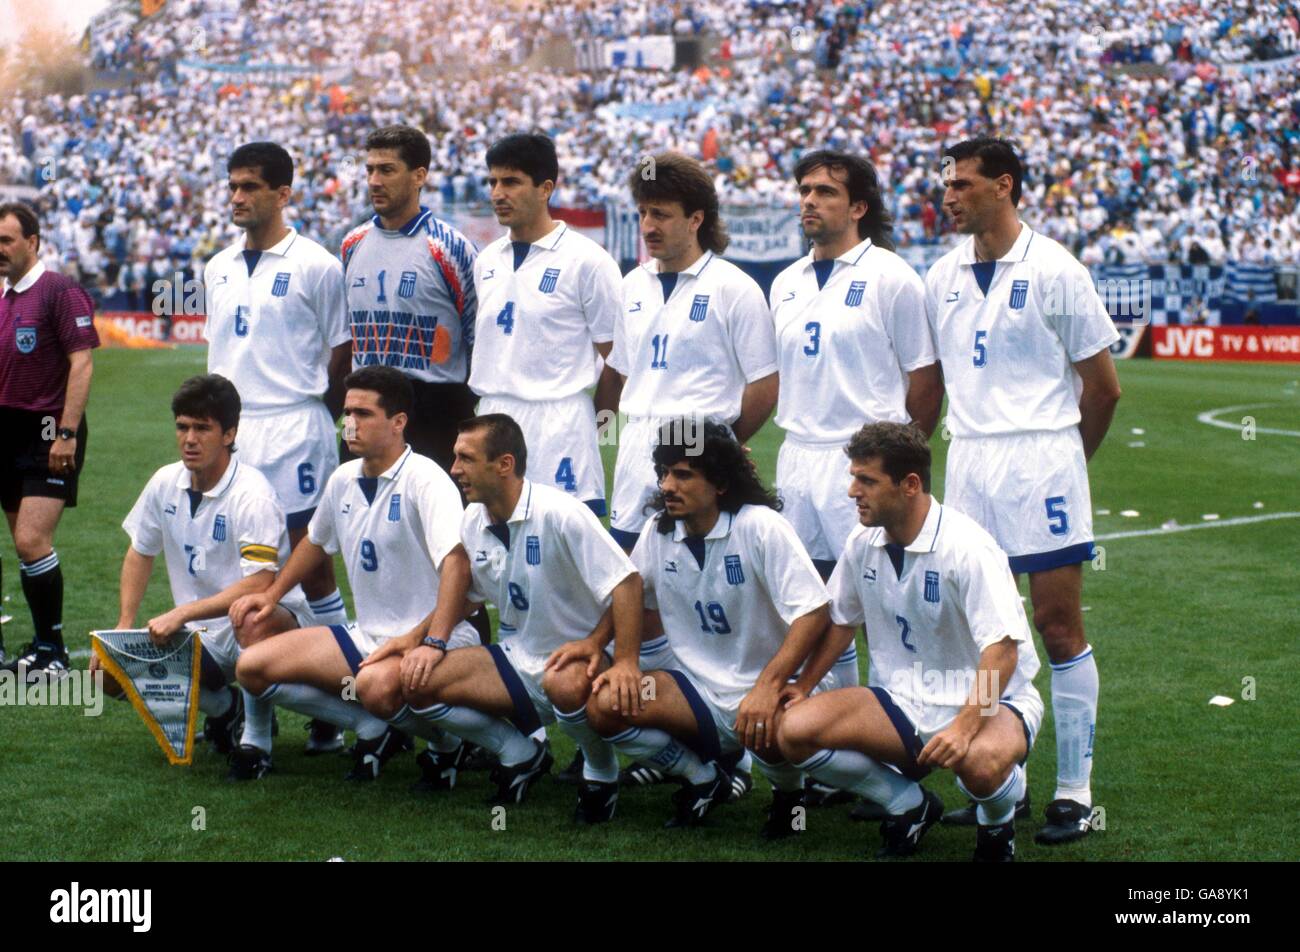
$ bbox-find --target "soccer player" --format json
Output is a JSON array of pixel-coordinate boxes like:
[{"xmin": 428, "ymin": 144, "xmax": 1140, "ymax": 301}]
[
  {"xmin": 585, "ymin": 421, "xmax": 832, "ymax": 833},
  {"xmin": 231, "ymin": 367, "xmax": 479, "ymax": 780},
  {"xmin": 777, "ymin": 422, "xmax": 1043, "ymax": 862},
  {"xmin": 0, "ymin": 202, "xmax": 97, "ymax": 675},
  {"xmin": 90, "ymin": 375, "xmax": 307, "ymax": 777},
  {"xmin": 469, "ymin": 133, "xmax": 621, "ymax": 513},
  {"xmin": 598, "ymin": 151, "xmax": 778, "ymax": 552},
  {"xmin": 356, "ymin": 414, "xmax": 643, "ymax": 819},
  {"xmin": 926, "ymin": 138, "xmax": 1121, "ymax": 844},
  {"xmin": 204, "ymin": 142, "xmax": 353, "ymax": 753},
  {"xmin": 342, "ymin": 125, "xmax": 478, "ymax": 474}
]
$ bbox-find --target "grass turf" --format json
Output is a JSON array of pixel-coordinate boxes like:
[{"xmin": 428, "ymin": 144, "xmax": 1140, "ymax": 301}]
[{"xmin": 2, "ymin": 349, "xmax": 1297, "ymax": 861}]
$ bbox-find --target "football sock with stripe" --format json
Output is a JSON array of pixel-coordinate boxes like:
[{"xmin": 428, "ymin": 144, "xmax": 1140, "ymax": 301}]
[
  {"xmin": 387, "ymin": 705, "xmax": 461, "ymax": 753},
  {"xmin": 958, "ymin": 763, "xmax": 1025, "ymax": 827},
  {"xmin": 606, "ymin": 725, "xmax": 716, "ymax": 784},
  {"xmin": 306, "ymin": 590, "xmax": 349, "ymax": 628},
  {"xmin": 20, "ymin": 551, "xmax": 64, "ymax": 650},
  {"xmin": 240, "ymin": 687, "xmax": 275, "ymax": 751},
  {"xmin": 412, "ymin": 702, "xmax": 536, "ymax": 767},
  {"xmin": 796, "ymin": 748, "xmax": 923, "ymax": 814},
  {"xmin": 751, "ymin": 752, "xmax": 804, "ymax": 793},
  {"xmin": 258, "ymin": 683, "xmax": 387, "ymax": 740},
  {"xmin": 552, "ymin": 705, "xmax": 620, "ymax": 783},
  {"xmin": 1051, "ymin": 645, "xmax": 1097, "ymax": 806}
]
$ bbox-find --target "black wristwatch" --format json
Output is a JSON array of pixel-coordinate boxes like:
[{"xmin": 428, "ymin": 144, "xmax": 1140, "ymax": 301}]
[
  {"xmin": 56, "ymin": 427, "xmax": 76, "ymax": 441},
  {"xmin": 421, "ymin": 636, "xmax": 448, "ymax": 652}
]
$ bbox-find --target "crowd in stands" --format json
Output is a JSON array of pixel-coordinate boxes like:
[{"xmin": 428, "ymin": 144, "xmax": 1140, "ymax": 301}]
[{"xmin": 1, "ymin": 0, "xmax": 1297, "ymax": 303}]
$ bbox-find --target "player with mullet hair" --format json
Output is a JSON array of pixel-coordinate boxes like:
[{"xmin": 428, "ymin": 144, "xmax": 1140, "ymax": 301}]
[
  {"xmin": 356, "ymin": 413, "xmax": 643, "ymax": 819},
  {"xmin": 469, "ymin": 133, "xmax": 622, "ymax": 515},
  {"xmin": 231, "ymin": 367, "xmax": 479, "ymax": 781},
  {"xmin": 777, "ymin": 422, "xmax": 1044, "ymax": 862},
  {"xmin": 204, "ymin": 141, "xmax": 354, "ymax": 755},
  {"xmin": 585, "ymin": 421, "xmax": 832, "ymax": 834},
  {"xmin": 92, "ymin": 375, "xmax": 309, "ymax": 778},
  {"xmin": 927, "ymin": 137, "xmax": 1121, "ymax": 844}
]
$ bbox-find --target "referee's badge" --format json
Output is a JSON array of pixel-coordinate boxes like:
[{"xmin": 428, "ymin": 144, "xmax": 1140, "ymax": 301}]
[
  {"xmin": 398, "ymin": 271, "xmax": 417, "ymax": 298},
  {"xmin": 844, "ymin": 280, "xmax": 867, "ymax": 307},
  {"xmin": 271, "ymin": 272, "xmax": 291, "ymax": 297},
  {"xmin": 689, "ymin": 294, "xmax": 710, "ymax": 322},
  {"xmin": 15, "ymin": 326, "xmax": 36, "ymax": 353},
  {"xmin": 388, "ymin": 494, "xmax": 401, "ymax": 522},
  {"xmin": 1009, "ymin": 279, "xmax": 1029, "ymax": 310},
  {"xmin": 526, "ymin": 535, "xmax": 541, "ymax": 565},
  {"xmin": 539, "ymin": 268, "xmax": 561, "ymax": 294}
]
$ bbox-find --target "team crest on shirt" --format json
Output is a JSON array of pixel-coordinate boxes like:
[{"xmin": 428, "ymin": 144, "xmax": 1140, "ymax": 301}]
[
  {"xmin": 844, "ymin": 280, "xmax": 867, "ymax": 307},
  {"xmin": 1009, "ymin": 280, "xmax": 1029, "ymax": 310},
  {"xmin": 724, "ymin": 554, "xmax": 745, "ymax": 585},
  {"xmin": 14, "ymin": 326, "xmax": 36, "ymax": 353},
  {"xmin": 924, "ymin": 570, "xmax": 940, "ymax": 603},
  {"xmin": 271, "ymin": 272, "xmax": 291, "ymax": 297},
  {"xmin": 539, "ymin": 268, "xmax": 561, "ymax": 294},
  {"xmin": 398, "ymin": 271, "xmax": 417, "ymax": 298},
  {"xmin": 388, "ymin": 494, "xmax": 401, "ymax": 522},
  {"xmin": 526, "ymin": 535, "xmax": 541, "ymax": 565},
  {"xmin": 212, "ymin": 515, "xmax": 228, "ymax": 542},
  {"xmin": 689, "ymin": 294, "xmax": 710, "ymax": 322}
]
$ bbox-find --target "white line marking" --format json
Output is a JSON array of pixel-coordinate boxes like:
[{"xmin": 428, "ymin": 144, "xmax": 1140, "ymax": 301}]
[
  {"xmin": 1196, "ymin": 403, "xmax": 1300, "ymax": 438},
  {"xmin": 1097, "ymin": 511, "xmax": 1300, "ymax": 541}
]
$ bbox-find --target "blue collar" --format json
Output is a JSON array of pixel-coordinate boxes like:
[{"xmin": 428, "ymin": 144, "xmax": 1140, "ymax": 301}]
[{"xmin": 372, "ymin": 206, "xmax": 431, "ymax": 236}]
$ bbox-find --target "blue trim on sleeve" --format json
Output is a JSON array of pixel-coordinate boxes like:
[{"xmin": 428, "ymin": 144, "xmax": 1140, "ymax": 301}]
[{"xmin": 1007, "ymin": 541, "xmax": 1095, "ymax": 574}]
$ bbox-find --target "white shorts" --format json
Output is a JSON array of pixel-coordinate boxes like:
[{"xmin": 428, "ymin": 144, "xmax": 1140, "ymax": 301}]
[
  {"xmin": 944, "ymin": 429, "xmax": 1096, "ymax": 573},
  {"xmin": 776, "ymin": 437, "xmax": 857, "ymax": 565},
  {"xmin": 917, "ymin": 685, "xmax": 1044, "ymax": 753},
  {"xmin": 605, "ymin": 632, "xmax": 678, "ymax": 672},
  {"xmin": 194, "ymin": 590, "xmax": 309, "ymax": 682},
  {"xmin": 490, "ymin": 639, "xmax": 557, "ymax": 726},
  {"xmin": 476, "ymin": 393, "xmax": 605, "ymax": 513},
  {"xmin": 236, "ymin": 400, "xmax": 338, "ymax": 528},
  {"xmin": 329, "ymin": 619, "xmax": 478, "ymax": 675}
]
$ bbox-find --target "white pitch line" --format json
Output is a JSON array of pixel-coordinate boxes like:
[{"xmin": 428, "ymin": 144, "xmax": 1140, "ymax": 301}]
[
  {"xmin": 1096, "ymin": 511, "xmax": 1300, "ymax": 541},
  {"xmin": 1196, "ymin": 402, "xmax": 1300, "ymax": 438}
]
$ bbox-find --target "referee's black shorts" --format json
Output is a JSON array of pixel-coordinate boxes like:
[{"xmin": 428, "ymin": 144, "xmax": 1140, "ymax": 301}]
[
  {"xmin": 0, "ymin": 409, "xmax": 88, "ymax": 512},
  {"xmin": 341, "ymin": 380, "xmax": 478, "ymax": 474}
]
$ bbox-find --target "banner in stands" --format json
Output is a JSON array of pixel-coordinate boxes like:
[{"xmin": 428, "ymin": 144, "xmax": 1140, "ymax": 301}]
[
  {"xmin": 176, "ymin": 59, "xmax": 353, "ymax": 86},
  {"xmin": 96, "ymin": 313, "xmax": 205, "ymax": 346},
  {"xmin": 1150, "ymin": 326, "xmax": 1300, "ymax": 362}
]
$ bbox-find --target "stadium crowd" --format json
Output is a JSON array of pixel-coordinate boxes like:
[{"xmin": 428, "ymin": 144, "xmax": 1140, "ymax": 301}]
[{"xmin": 1, "ymin": 0, "xmax": 1298, "ymax": 301}]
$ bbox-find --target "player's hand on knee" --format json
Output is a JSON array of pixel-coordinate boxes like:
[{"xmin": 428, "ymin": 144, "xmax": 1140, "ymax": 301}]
[
  {"xmin": 229, "ymin": 593, "xmax": 272, "ymax": 628},
  {"xmin": 359, "ymin": 635, "xmax": 405, "ymax": 669},
  {"xmin": 146, "ymin": 608, "xmax": 187, "ymax": 645},
  {"xmin": 595, "ymin": 659, "xmax": 643, "ymax": 717},
  {"xmin": 917, "ymin": 723, "xmax": 975, "ymax": 770},
  {"xmin": 778, "ymin": 684, "xmax": 809, "ymax": 710},
  {"xmin": 399, "ymin": 644, "xmax": 444, "ymax": 694},
  {"xmin": 544, "ymin": 636, "xmax": 603, "ymax": 678},
  {"xmin": 736, "ymin": 682, "xmax": 782, "ymax": 752}
]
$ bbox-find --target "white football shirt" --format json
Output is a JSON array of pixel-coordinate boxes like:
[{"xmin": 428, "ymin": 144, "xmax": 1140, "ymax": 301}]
[
  {"xmin": 308, "ymin": 446, "xmax": 465, "ymax": 643},
  {"xmin": 204, "ymin": 229, "xmax": 350, "ymax": 410},
  {"xmin": 608, "ymin": 251, "xmax": 778, "ymax": 421},
  {"xmin": 827, "ymin": 497, "xmax": 1041, "ymax": 734},
  {"xmin": 468, "ymin": 223, "xmax": 622, "ymax": 401},
  {"xmin": 771, "ymin": 238, "xmax": 935, "ymax": 442},
  {"xmin": 924, "ymin": 223, "xmax": 1120, "ymax": 437},
  {"xmin": 630, "ymin": 504, "xmax": 829, "ymax": 711},
  {"xmin": 123, "ymin": 458, "xmax": 295, "ymax": 623},
  {"xmin": 462, "ymin": 480, "xmax": 636, "ymax": 657}
]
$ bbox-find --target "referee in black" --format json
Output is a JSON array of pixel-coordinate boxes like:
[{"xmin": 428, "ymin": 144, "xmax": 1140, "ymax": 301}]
[{"xmin": 0, "ymin": 203, "xmax": 99, "ymax": 675}]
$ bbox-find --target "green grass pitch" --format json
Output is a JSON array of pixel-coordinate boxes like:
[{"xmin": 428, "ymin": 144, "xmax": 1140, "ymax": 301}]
[{"xmin": 3, "ymin": 348, "xmax": 1297, "ymax": 861}]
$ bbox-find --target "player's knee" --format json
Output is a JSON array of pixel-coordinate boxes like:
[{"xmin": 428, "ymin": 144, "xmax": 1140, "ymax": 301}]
[
  {"xmin": 12, "ymin": 531, "xmax": 51, "ymax": 563},
  {"xmin": 1032, "ymin": 606, "xmax": 1083, "ymax": 658},
  {"xmin": 542, "ymin": 665, "xmax": 590, "ymax": 713},
  {"xmin": 954, "ymin": 757, "xmax": 1007, "ymax": 799},
  {"xmin": 356, "ymin": 666, "xmax": 401, "ymax": 720},
  {"xmin": 584, "ymin": 691, "xmax": 623, "ymax": 735},
  {"xmin": 775, "ymin": 705, "xmax": 817, "ymax": 761},
  {"xmin": 234, "ymin": 649, "xmax": 269, "ymax": 695}
]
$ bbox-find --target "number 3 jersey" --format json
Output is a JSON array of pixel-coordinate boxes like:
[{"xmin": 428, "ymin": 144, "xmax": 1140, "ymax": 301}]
[
  {"xmin": 630, "ymin": 504, "xmax": 829, "ymax": 712},
  {"xmin": 122, "ymin": 459, "xmax": 298, "ymax": 623},
  {"xmin": 341, "ymin": 208, "xmax": 477, "ymax": 385},
  {"xmin": 308, "ymin": 446, "xmax": 470, "ymax": 644}
]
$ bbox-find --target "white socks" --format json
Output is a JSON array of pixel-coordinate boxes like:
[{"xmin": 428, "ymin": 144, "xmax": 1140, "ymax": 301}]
[
  {"xmin": 387, "ymin": 705, "xmax": 461, "ymax": 753},
  {"xmin": 259, "ymin": 683, "xmax": 387, "ymax": 741},
  {"xmin": 240, "ymin": 687, "xmax": 275, "ymax": 751},
  {"xmin": 413, "ymin": 702, "xmax": 536, "ymax": 767},
  {"xmin": 958, "ymin": 763, "xmax": 1026, "ymax": 826},
  {"xmin": 553, "ymin": 705, "xmax": 619, "ymax": 783},
  {"xmin": 198, "ymin": 685, "xmax": 233, "ymax": 718},
  {"xmin": 306, "ymin": 590, "xmax": 349, "ymax": 628},
  {"xmin": 796, "ymin": 748, "xmax": 923, "ymax": 814},
  {"xmin": 751, "ymin": 752, "xmax": 804, "ymax": 793},
  {"xmin": 1051, "ymin": 645, "xmax": 1097, "ymax": 806},
  {"xmin": 607, "ymin": 726, "xmax": 716, "ymax": 784}
]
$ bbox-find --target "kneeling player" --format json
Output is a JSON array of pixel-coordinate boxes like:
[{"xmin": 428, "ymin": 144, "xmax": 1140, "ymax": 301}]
[
  {"xmin": 586, "ymin": 421, "xmax": 830, "ymax": 833},
  {"xmin": 777, "ymin": 423, "xmax": 1042, "ymax": 861},
  {"xmin": 232, "ymin": 366, "xmax": 478, "ymax": 780},
  {"xmin": 91, "ymin": 375, "xmax": 305, "ymax": 777},
  {"xmin": 357, "ymin": 414, "xmax": 642, "ymax": 819}
]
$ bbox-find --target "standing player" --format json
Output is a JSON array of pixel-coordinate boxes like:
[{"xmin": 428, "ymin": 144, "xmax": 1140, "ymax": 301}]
[
  {"xmin": 0, "ymin": 202, "xmax": 97, "ymax": 675},
  {"xmin": 357, "ymin": 414, "xmax": 644, "ymax": 819},
  {"xmin": 469, "ymin": 133, "xmax": 622, "ymax": 514},
  {"xmin": 597, "ymin": 152, "xmax": 779, "ymax": 552},
  {"xmin": 231, "ymin": 367, "xmax": 479, "ymax": 780},
  {"xmin": 927, "ymin": 138, "xmax": 1121, "ymax": 844},
  {"xmin": 777, "ymin": 422, "xmax": 1043, "ymax": 862},
  {"xmin": 342, "ymin": 125, "xmax": 478, "ymax": 473},
  {"xmin": 90, "ymin": 375, "xmax": 308, "ymax": 778},
  {"xmin": 585, "ymin": 422, "xmax": 832, "ymax": 834},
  {"xmin": 204, "ymin": 142, "xmax": 353, "ymax": 752}
]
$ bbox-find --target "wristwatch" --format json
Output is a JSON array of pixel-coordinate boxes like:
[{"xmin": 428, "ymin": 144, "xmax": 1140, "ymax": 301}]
[
  {"xmin": 56, "ymin": 427, "xmax": 76, "ymax": 441},
  {"xmin": 421, "ymin": 636, "xmax": 448, "ymax": 652}
]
